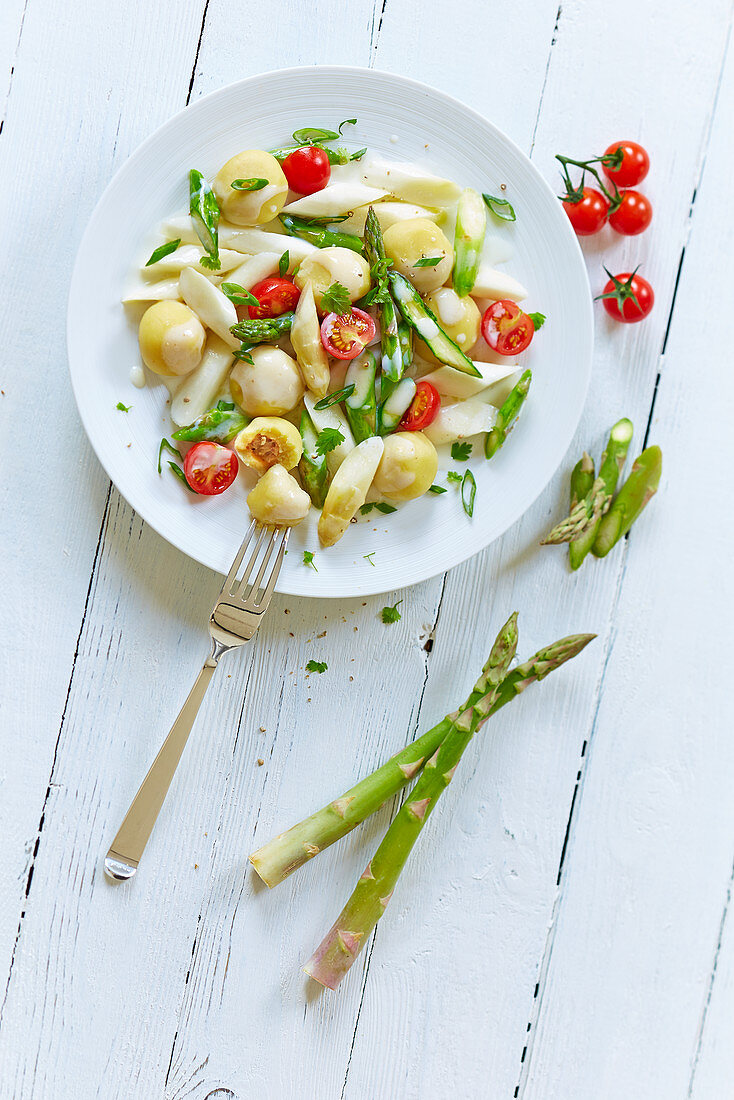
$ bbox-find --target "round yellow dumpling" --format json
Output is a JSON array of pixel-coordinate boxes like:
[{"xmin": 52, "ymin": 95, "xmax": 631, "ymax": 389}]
[
  {"xmin": 294, "ymin": 247, "xmax": 371, "ymax": 310},
  {"xmin": 138, "ymin": 300, "xmax": 205, "ymax": 377},
  {"xmin": 415, "ymin": 288, "xmax": 482, "ymax": 363},
  {"xmin": 234, "ymin": 417, "xmax": 303, "ymax": 474},
  {"xmin": 247, "ymin": 465, "xmax": 311, "ymax": 526},
  {"xmin": 372, "ymin": 432, "xmax": 438, "ymax": 502},
  {"xmin": 383, "ymin": 218, "xmax": 454, "ymax": 293},
  {"xmin": 213, "ymin": 150, "xmax": 288, "ymax": 226},
  {"xmin": 229, "ymin": 346, "xmax": 305, "ymax": 417}
]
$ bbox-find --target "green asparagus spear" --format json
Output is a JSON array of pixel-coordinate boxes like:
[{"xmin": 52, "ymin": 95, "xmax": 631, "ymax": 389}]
[
  {"xmin": 189, "ymin": 169, "xmax": 221, "ymax": 270},
  {"xmin": 389, "ymin": 271, "xmax": 481, "ymax": 376},
  {"xmin": 172, "ymin": 400, "xmax": 248, "ymax": 444},
  {"xmin": 378, "ymin": 377, "xmax": 415, "ymax": 435},
  {"xmin": 398, "ymin": 320, "xmax": 413, "ymax": 373},
  {"xmin": 249, "ymin": 630, "xmax": 595, "ymax": 888},
  {"xmin": 570, "ymin": 452, "xmax": 595, "ymax": 507},
  {"xmin": 592, "ymin": 445, "xmax": 662, "ymax": 557},
  {"xmin": 230, "ymin": 313, "xmax": 294, "ymax": 344},
  {"xmin": 452, "ymin": 188, "xmax": 486, "ymax": 297},
  {"xmin": 364, "ymin": 207, "xmax": 403, "ymax": 382},
  {"xmin": 298, "ymin": 409, "xmax": 329, "ymax": 508},
  {"xmin": 279, "ymin": 215, "xmax": 364, "ymax": 254},
  {"xmin": 344, "ymin": 351, "xmax": 377, "ymax": 441},
  {"xmin": 484, "ymin": 370, "xmax": 532, "ymax": 460}
]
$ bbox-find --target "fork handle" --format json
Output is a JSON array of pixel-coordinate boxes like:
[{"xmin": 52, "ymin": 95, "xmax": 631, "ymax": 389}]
[{"xmin": 104, "ymin": 647, "xmax": 224, "ymax": 881}]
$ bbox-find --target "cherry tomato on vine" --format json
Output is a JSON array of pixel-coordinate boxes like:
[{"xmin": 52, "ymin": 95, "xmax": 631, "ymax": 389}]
[
  {"xmin": 481, "ymin": 300, "xmax": 535, "ymax": 355},
  {"xmin": 183, "ymin": 442, "xmax": 239, "ymax": 495},
  {"xmin": 247, "ymin": 277, "xmax": 300, "ymax": 319},
  {"xmin": 399, "ymin": 380, "xmax": 441, "ymax": 431},
  {"xmin": 608, "ymin": 190, "xmax": 653, "ymax": 236},
  {"xmin": 281, "ymin": 146, "xmax": 331, "ymax": 195},
  {"xmin": 320, "ymin": 308, "xmax": 376, "ymax": 360},
  {"xmin": 596, "ymin": 269, "xmax": 654, "ymax": 324},
  {"xmin": 562, "ymin": 187, "xmax": 609, "ymax": 236},
  {"xmin": 603, "ymin": 141, "xmax": 650, "ymax": 188}
]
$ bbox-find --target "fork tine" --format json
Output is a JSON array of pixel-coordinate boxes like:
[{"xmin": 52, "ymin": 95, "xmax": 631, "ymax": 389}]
[
  {"xmin": 254, "ymin": 527, "xmax": 290, "ymax": 608},
  {"xmin": 241, "ymin": 525, "xmax": 280, "ymax": 602},
  {"xmin": 222, "ymin": 519, "xmax": 259, "ymax": 594},
  {"xmin": 235, "ymin": 522, "xmax": 269, "ymax": 595}
]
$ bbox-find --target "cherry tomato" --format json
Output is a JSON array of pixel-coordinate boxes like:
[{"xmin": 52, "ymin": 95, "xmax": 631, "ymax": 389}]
[
  {"xmin": 183, "ymin": 442, "xmax": 238, "ymax": 495},
  {"xmin": 320, "ymin": 308, "xmax": 376, "ymax": 360},
  {"xmin": 481, "ymin": 300, "xmax": 535, "ymax": 356},
  {"xmin": 247, "ymin": 277, "xmax": 300, "ymax": 319},
  {"xmin": 562, "ymin": 187, "xmax": 609, "ymax": 236},
  {"xmin": 597, "ymin": 270, "xmax": 654, "ymax": 324},
  {"xmin": 608, "ymin": 189, "xmax": 653, "ymax": 236},
  {"xmin": 399, "ymin": 380, "xmax": 441, "ymax": 431},
  {"xmin": 603, "ymin": 141, "xmax": 649, "ymax": 187},
  {"xmin": 281, "ymin": 146, "xmax": 331, "ymax": 195}
]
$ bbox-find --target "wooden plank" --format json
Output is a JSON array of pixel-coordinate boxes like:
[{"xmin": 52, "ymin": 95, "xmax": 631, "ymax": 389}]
[
  {"xmin": 520, "ymin": 18, "xmax": 734, "ymax": 1097},
  {"xmin": 689, "ymin": 865, "xmax": 734, "ymax": 1099}
]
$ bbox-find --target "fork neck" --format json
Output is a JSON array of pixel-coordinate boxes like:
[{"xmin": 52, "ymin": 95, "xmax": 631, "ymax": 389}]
[{"xmin": 207, "ymin": 638, "xmax": 231, "ymax": 667}]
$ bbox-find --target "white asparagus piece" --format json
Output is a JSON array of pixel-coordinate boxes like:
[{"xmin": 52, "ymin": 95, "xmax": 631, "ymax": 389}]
[
  {"xmin": 359, "ymin": 160, "xmax": 461, "ymax": 206},
  {"xmin": 159, "ymin": 216, "xmax": 318, "ymax": 264},
  {"xmin": 473, "ymin": 369, "xmax": 523, "ymax": 409},
  {"xmin": 336, "ymin": 202, "xmax": 441, "ymax": 235},
  {"xmin": 282, "ymin": 182, "xmax": 388, "ymax": 217},
  {"xmin": 178, "ymin": 266, "xmax": 240, "ymax": 349},
  {"xmin": 470, "ymin": 263, "xmax": 528, "ymax": 301},
  {"xmin": 290, "ymin": 281, "xmax": 330, "ymax": 398},
  {"xmin": 420, "ymin": 360, "xmax": 518, "ymax": 399},
  {"xmin": 141, "ymin": 245, "xmax": 244, "ymax": 280},
  {"xmin": 225, "ymin": 253, "xmax": 281, "ymax": 289},
  {"xmin": 169, "ymin": 334, "xmax": 235, "ymax": 425},
  {"xmin": 423, "ymin": 395, "xmax": 498, "ymax": 445},
  {"xmin": 304, "ymin": 392, "xmax": 356, "ymax": 474},
  {"xmin": 122, "ymin": 278, "xmax": 182, "ymax": 303},
  {"xmin": 318, "ymin": 437, "xmax": 385, "ymax": 547}
]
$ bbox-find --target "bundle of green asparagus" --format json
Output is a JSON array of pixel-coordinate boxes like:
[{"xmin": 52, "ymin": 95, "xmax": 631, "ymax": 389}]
[
  {"xmin": 250, "ymin": 614, "xmax": 595, "ymax": 989},
  {"xmin": 541, "ymin": 418, "xmax": 662, "ymax": 569}
]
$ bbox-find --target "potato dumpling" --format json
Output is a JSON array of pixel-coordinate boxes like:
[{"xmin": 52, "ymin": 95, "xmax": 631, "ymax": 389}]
[
  {"xmin": 229, "ymin": 346, "xmax": 305, "ymax": 417},
  {"xmin": 383, "ymin": 218, "xmax": 454, "ymax": 293},
  {"xmin": 247, "ymin": 464, "xmax": 311, "ymax": 526},
  {"xmin": 294, "ymin": 247, "xmax": 371, "ymax": 310},
  {"xmin": 138, "ymin": 300, "xmax": 205, "ymax": 377},
  {"xmin": 372, "ymin": 432, "xmax": 438, "ymax": 501},
  {"xmin": 234, "ymin": 417, "xmax": 302, "ymax": 474},
  {"xmin": 213, "ymin": 150, "xmax": 288, "ymax": 227},
  {"xmin": 415, "ymin": 288, "xmax": 482, "ymax": 364}
]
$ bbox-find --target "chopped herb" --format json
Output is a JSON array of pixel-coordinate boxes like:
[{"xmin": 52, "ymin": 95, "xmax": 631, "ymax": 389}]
[
  {"xmin": 360, "ymin": 502, "xmax": 397, "ymax": 515},
  {"xmin": 461, "ymin": 470, "xmax": 477, "ymax": 517},
  {"xmin": 221, "ymin": 282, "xmax": 260, "ymax": 307},
  {"xmin": 446, "ymin": 470, "xmax": 463, "ymax": 484},
  {"xmin": 428, "ymin": 484, "xmax": 447, "ymax": 494},
  {"xmin": 230, "ymin": 177, "xmax": 268, "ymax": 191},
  {"xmin": 413, "ymin": 255, "xmax": 443, "ymax": 268},
  {"xmin": 233, "ymin": 346, "xmax": 254, "ymax": 364},
  {"xmin": 304, "ymin": 214, "xmax": 351, "ymax": 226},
  {"xmin": 381, "ymin": 600, "xmax": 403, "ymax": 624},
  {"xmin": 320, "ymin": 281, "xmax": 352, "ymax": 315},
  {"xmin": 362, "ymin": 256, "xmax": 393, "ymax": 306},
  {"xmin": 482, "ymin": 193, "xmax": 517, "ymax": 222},
  {"xmin": 144, "ymin": 238, "xmax": 181, "ymax": 266},
  {"xmin": 315, "ymin": 427, "xmax": 345, "ymax": 455},
  {"xmin": 306, "ymin": 659, "xmax": 328, "ymax": 673},
  {"xmin": 363, "ymin": 552, "xmax": 376, "ymax": 567},
  {"xmin": 527, "ymin": 312, "xmax": 546, "ymax": 330},
  {"xmin": 338, "ymin": 118, "xmax": 358, "ymax": 133},
  {"xmin": 350, "ymin": 148, "xmax": 368, "ymax": 162},
  {"xmin": 278, "ymin": 250, "xmax": 289, "ymax": 277},
  {"xmin": 293, "ymin": 127, "xmax": 339, "ymax": 145},
  {"xmin": 314, "ymin": 384, "xmax": 355, "ymax": 410},
  {"xmin": 157, "ymin": 437, "xmax": 181, "ymax": 474},
  {"xmin": 303, "ymin": 550, "xmax": 318, "ymax": 571},
  {"xmin": 189, "ymin": 169, "xmax": 221, "ymax": 270},
  {"xmin": 116, "ymin": 401, "xmax": 131, "ymax": 412},
  {"xmin": 168, "ymin": 461, "xmax": 195, "ymax": 491},
  {"xmin": 451, "ymin": 441, "xmax": 473, "ymax": 461}
]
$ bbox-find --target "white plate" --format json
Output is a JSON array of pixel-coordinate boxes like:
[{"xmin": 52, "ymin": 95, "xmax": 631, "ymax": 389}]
[{"xmin": 67, "ymin": 66, "xmax": 592, "ymax": 598}]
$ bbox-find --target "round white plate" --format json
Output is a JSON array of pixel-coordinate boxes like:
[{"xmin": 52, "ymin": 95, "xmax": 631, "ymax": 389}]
[{"xmin": 68, "ymin": 66, "xmax": 592, "ymax": 598}]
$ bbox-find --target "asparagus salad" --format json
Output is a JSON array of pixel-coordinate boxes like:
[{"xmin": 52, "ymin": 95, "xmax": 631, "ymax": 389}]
[{"xmin": 124, "ymin": 122, "xmax": 543, "ymax": 547}]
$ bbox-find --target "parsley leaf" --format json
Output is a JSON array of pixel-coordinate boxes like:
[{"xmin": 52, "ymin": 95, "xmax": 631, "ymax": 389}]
[
  {"xmin": 303, "ymin": 551, "xmax": 318, "ymax": 571},
  {"xmin": 116, "ymin": 401, "xmax": 131, "ymax": 412},
  {"xmin": 221, "ymin": 282, "xmax": 260, "ymax": 307},
  {"xmin": 451, "ymin": 441, "xmax": 473, "ymax": 461},
  {"xmin": 413, "ymin": 255, "xmax": 443, "ymax": 268},
  {"xmin": 527, "ymin": 312, "xmax": 546, "ymax": 330},
  {"xmin": 428, "ymin": 484, "xmax": 447, "ymax": 494},
  {"xmin": 446, "ymin": 470, "xmax": 463, "ymax": 484},
  {"xmin": 144, "ymin": 238, "xmax": 181, "ymax": 267},
  {"xmin": 461, "ymin": 470, "xmax": 477, "ymax": 518},
  {"xmin": 230, "ymin": 177, "xmax": 268, "ymax": 191},
  {"xmin": 315, "ymin": 427, "xmax": 345, "ymax": 455},
  {"xmin": 278, "ymin": 250, "xmax": 289, "ymax": 277},
  {"xmin": 306, "ymin": 659, "xmax": 328, "ymax": 674},
  {"xmin": 320, "ymin": 281, "xmax": 352, "ymax": 315},
  {"xmin": 313, "ymin": 384, "xmax": 355, "ymax": 410},
  {"xmin": 363, "ymin": 552, "xmax": 376, "ymax": 567},
  {"xmin": 482, "ymin": 193, "xmax": 516, "ymax": 222},
  {"xmin": 381, "ymin": 600, "xmax": 403, "ymax": 624}
]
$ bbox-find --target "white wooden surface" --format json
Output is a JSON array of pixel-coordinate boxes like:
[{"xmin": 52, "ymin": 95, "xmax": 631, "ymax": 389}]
[{"xmin": 1, "ymin": 1, "xmax": 732, "ymax": 1096}]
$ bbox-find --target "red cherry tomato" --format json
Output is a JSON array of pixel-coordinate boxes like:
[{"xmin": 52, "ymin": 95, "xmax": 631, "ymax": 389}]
[
  {"xmin": 183, "ymin": 442, "xmax": 238, "ymax": 495},
  {"xmin": 603, "ymin": 141, "xmax": 650, "ymax": 188},
  {"xmin": 320, "ymin": 308, "xmax": 376, "ymax": 360},
  {"xmin": 399, "ymin": 380, "xmax": 441, "ymax": 431},
  {"xmin": 481, "ymin": 300, "xmax": 535, "ymax": 356},
  {"xmin": 247, "ymin": 277, "xmax": 300, "ymax": 319},
  {"xmin": 608, "ymin": 189, "xmax": 653, "ymax": 236},
  {"xmin": 562, "ymin": 187, "xmax": 609, "ymax": 236},
  {"xmin": 281, "ymin": 146, "xmax": 331, "ymax": 195},
  {"xmin": 598, "ymin": 271, "xmax": 654, "ymax": 324}
]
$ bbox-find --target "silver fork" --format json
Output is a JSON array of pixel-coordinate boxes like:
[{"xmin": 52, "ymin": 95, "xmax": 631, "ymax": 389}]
[{"xmin": 104, "ymin": 520, "xmax": 290, "ymax": 882}]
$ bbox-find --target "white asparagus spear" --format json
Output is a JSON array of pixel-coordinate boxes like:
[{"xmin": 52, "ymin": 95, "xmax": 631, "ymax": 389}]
[
  {"xmin": 179, "ymin": 266, "xmax": 240, "ymax": 350},
  {"xmin": 170, "ymin": 334, "xmax": 235, "ymax": 425},
  {"xmin": 318, "ymin": 438, "xmax": 385, "ymax": 547}
]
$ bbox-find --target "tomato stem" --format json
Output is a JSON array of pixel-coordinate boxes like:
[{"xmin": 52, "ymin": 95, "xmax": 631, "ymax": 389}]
[{"xmin": 555, "ymin": 153, "xmax": 622, "ymax": 212}]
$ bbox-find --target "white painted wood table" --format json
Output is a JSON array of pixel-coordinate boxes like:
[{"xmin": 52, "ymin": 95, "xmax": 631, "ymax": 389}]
[{"xmin": 1, "ymin": 1, "xmax": 733, "ymax": 1096}]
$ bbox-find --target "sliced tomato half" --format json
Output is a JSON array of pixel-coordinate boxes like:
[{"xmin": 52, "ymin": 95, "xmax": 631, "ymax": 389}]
[{"xmin": 320, "ymin": 308, "xmax": 376, "ymax": 360}]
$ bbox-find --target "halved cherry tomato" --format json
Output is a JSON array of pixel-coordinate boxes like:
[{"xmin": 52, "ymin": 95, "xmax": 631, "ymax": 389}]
[
  {"xmin": 608, "ymin": 189, "xmax": 653, "ymax": 236},
  {"xmin": 562, "ymin": 187, "xmax": 609, "ymax": 236},
  {"xmin": 281, "ymin": 146, "xmax": 331, "ymax": 195},
  {"xmin": 320, "ymin": 308, "xmax": 376, "ymax": 360},
  {"xmin": 183, "ymin": 442, "xmax": 238, "ymax": 495},
  {"xmin": 247, "ymin": 276, "xmax": 300, "ymax": 319},
  {"xmin": 399, "ymin": 380, "xmax": 441, "ymax": 431},
  {"xmin": 597, "ymin": 269, "xmax": 654, "ymax": 324},
  {"xmin": 481, "ymin": 300, "xmax": 535, "ymax": 356},
  {"xmin": 603, "ymin": 141, "xmax": 649, "ymax": 188}
]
